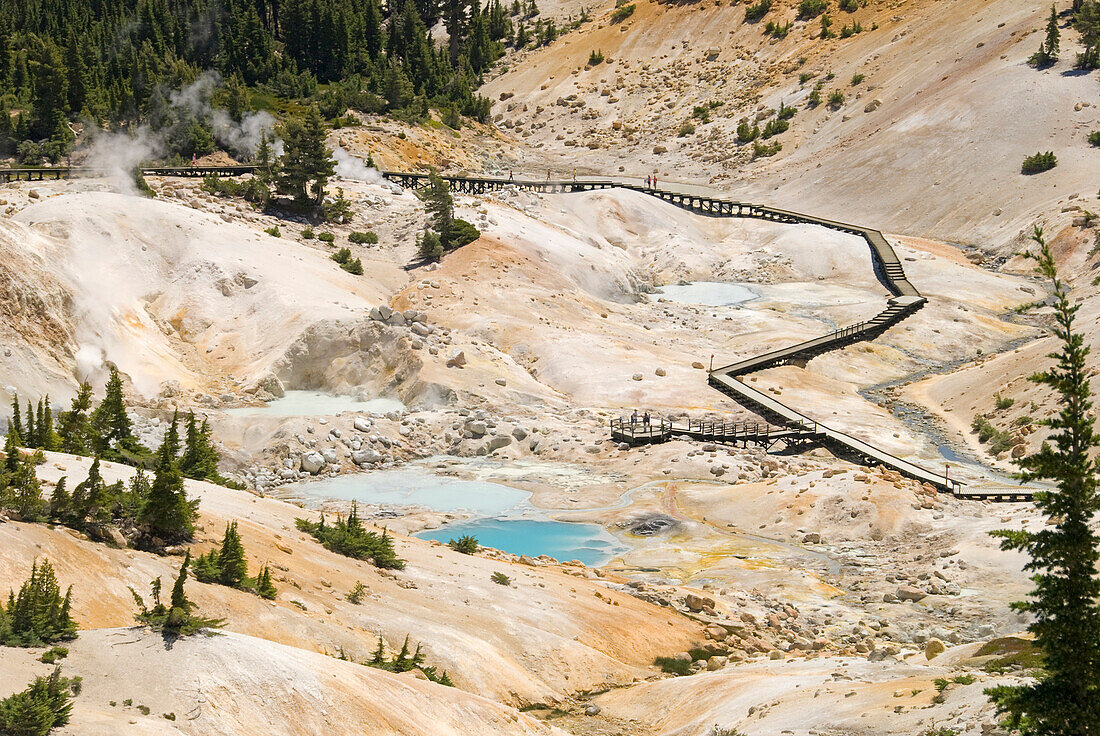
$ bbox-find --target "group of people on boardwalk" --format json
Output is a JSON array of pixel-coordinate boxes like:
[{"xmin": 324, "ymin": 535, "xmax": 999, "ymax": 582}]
[
  {"xmin": 644, "ymin": 175, "xmax": 658, "ymax": 188},
  {"xmin": 630, "ymin": 409, "xmax": 653, "ymax": 429}
]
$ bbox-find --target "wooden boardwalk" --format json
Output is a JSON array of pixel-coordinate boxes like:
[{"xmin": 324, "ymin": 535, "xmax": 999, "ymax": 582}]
[
  {"xmin": 2, "ymin": 164, "xmax": 1032, "ymax": 501},
  {"xmin": 381, "ymin": 171, "xmax": 1032, "ymax": 501}
]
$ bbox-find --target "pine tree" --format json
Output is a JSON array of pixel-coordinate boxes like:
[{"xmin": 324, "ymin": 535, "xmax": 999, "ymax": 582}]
[
  {"xmin": 58, "ymin": 382, "xmax": 93, "ymax": 455},
  {"xmin": 0, "ymin": 559, "xmax": 77, "ymax": 646},
  {"xmin": 1032, "ymin": 5, "xmax": 1061, "ymax": 66},
  {"xmin": 9, "ymin": 393, "xmax": 22, "ymax": 441},
  {"xmin": 216, "ymin": 521, "xmax": 248, "ymax": 588},
  {"xmin": 91, "ymin": 367, "xmax": 135, "ymax": 455},
  {"xmin": 423, "ymin": 168, "xmax": 454, "ymax": 240},
  {"xmin": 24, "ymin": 401, "xmax": 35, "ymax": 449},
  {"xmin": 180, "ymin": 412, "xmax": 221, "ymax": 482},
  {"xmin": 71, "ymin": 457, "xmax": 105, "ymax": 525},
  {"xmin": 370, "ymin": 635, "xmax": 386, "ymax": 664},
  {"xmin": 3, "ymin": 428, "xmax": 20, "ymax": 474},
  {"xmin": 417, "ymin": 229, "xmax": 445, "ymax": 262},
  {"xmin": 48, "ymin": 477, "xmax": 70, "ymax": 521},
  {"xmin": 10, "ymin": 455, "xmax": 45, "ymax": 521},
  {"xmin": 37, "ymin": 397, "xmax": 57, "ymax": 451},
  {"xmin": 139, "ymin": 416, "xmax": 197, "ymax": 546},
  {"xmin": 986, "ymin": 226, "xmax": 1100, "ymax": 735},
  {"xmin": 255, "ymin": 565, "xmax": 277, "ymax": 600},
  {"xmin": 275, "ymin": 105, "xmax": 335, "ymax": 208}
]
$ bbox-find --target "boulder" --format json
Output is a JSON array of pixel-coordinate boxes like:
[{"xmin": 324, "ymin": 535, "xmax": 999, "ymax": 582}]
[
  {"xmin": 487, "ymin": 435, "xmax": 512, "ymax": 452},
  {"xmin": 322, "ymin": 448, "xmax": 339, "ymax": 464},
  {"xmin": 353, "ymin": 417, "xmax": 372, "ymax": 432},
  {"xmin": 685, "ymin": 593, "xmax": 715, "ymax": 612},
  {"xmin": 511, "ymin": 427, "xmax": 528, "ymax": 441},
  {"xmin": 896, "ymin": 585, "xmax": 927, "ymax": 602},
  {"xmin": 584, "ymin": 704, "xmax": 601, "ymax": 717},
  {"xmin": 802, "ymin": 532, "xmax": 821, "ymax": 544},
  {"xmin": 706, "ymin": 656, "xmax": 728, "ymax": 671},
  {"xmin": 924, "ymin": 638, "xmax": 946, "ymax": 659},
  {"xmin": 300, "ymin": 451, "xmax": 327, "ymax": 474},
  {"xmin": 352, "ymin": 449, "xmax": 382, "ymax": 466},
  {"xmin": 447, "ymin": 350, "xmax": 467, "ymax": 368},
  {"xmin": 411, "ymin": 322, "xmax": 431, "ymax": 337},
  {"xmin": 705, "ymin": 625, "xmax": 728, "ymax": 641},
  {"xmin": 467, "ymin": 420, "xmax": 488, "ymax": 437}
]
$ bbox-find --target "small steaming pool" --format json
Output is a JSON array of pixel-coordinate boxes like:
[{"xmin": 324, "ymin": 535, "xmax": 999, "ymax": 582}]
[
  {"xmin": 653, "ymin": 281, "xmax": 757, "ymax": 307},
  {"xmin": 292, "ymin": 468, "xmax": 626, "ymax": 565},
  {"xmin": 225, "ymin": 390, "xmax": 406, "ymax": 417}
]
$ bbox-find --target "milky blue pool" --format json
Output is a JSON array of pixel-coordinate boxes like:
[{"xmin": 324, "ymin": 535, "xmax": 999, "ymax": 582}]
[
  {"xmin": 654, "ymin": 281, "xmax": 756, "ymax": 307},
  {"xmin": 226, "ymin": 390, "xmax": 406, "ymax": 417},
  {"xmin": 416, "ymin": 518, "xmax": 626, "ymax": 566}
]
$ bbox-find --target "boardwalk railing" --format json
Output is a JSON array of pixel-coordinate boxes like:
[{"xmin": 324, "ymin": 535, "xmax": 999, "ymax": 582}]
[
  {"xmin": 0, "ymin": 165, "xmax": 260, "ymax": 184},
  {"xmin": 375, "ymin": 171, "xmax": 1020, "ymax": 500}
]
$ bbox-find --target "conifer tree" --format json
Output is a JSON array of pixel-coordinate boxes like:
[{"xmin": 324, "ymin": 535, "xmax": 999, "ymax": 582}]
[
  {"xmin": 71, "ymin": 457, "xmax": 105, "ymax": 525},
  {"xmin": 216, "ymin": 521, "xmax": 248, "ymax": 588},
  {"xmin": 0, "ymin": 559, "xmax": 77, "ymax": 646},
  {"xmin": 24, "ymin": 401, "xmax": 35, "ymax": 449},
  {"xmin": 10, "ymin": 456, "xmax": 45, "ymax": 521},
  {"xmin": 140, "ymin": 417, "xmax": 197, "ymax": 546},
  {"xmin": 3, "ymin": 429, "xmax": 20, "ymax": 474},
  {"xmin": 91, "ymin": 367, "xmax": 135, "ymax": 455},
  {"xmin": 423, "ymin": 168, "xmax": 455, "ymax": 240},
  {"xmin": 0, "ymin": 666, "xmax": 77, "ymax": 735},
  {"xmin": 58, "ymin": 382, "xmax": 94, "ymax": 455},
  {"xmin": 49, "ymin": 476, "xmax": 70, "ymax": 522},
  {"xmin": 9, "ymin": 394, "xmax": 22, "ymax": 441},
  {"xmin": 255, "ymin": 565, "xmax": 277, "ymax": 600},
  {"xmin": 275, "ymin": 105, "xmax": 335, "ymax": 208},
  {"xmin": 1032, "ymin": 5, "xmax": 1061, "ymax": 66},
  {"xmin": 986, "ymin": 226, "xmax": 1100, "ymax": 735},
  {"xmin": 180, "ymin": 412, "xmax": 221, "ymax": 481}
]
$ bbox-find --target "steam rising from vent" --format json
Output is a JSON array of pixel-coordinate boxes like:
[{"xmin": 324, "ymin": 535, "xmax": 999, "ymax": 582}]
[
  {"xmin": 84, "ymin": 127, "xmax": 164, "ymax": 195},
  {"xmin": 333, "ymin": 147, "xmax": 383, "ymax": 184},
  {"xmin": 168, "ymin": 71, "xmax": 279, "ymax": 159}
]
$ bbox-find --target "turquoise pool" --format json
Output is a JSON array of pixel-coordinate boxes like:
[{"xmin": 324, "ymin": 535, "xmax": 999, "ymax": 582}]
[{"xmin": 416, "ymin": 518, "xmax": 626, "ymax": 566}]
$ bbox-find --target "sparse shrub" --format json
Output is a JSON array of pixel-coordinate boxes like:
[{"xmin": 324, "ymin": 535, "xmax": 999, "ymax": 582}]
[
  {"xmin": 448, "ymin": 535, "xmax": 480, "ymax": 554},
  {"xmin": 40, "ymin": 647, "xmax": 68, "ymax": 664},
  {"xmin": 301, "ymin": 226, "xmax": 315, "ymax": 239},
  {"xmin": 921, "ymin": 728, "xmax": 959, "ymax": 736},
  {"xmin": 819, "ymin": 14, "xmax": 834, "ymax": 38},
  {"xmin": 588, "ymin": 49, "xmax": 604, "ymax": 65},
  {"xmin": 1021, "ymin": 151, "xmax": 1057, "ymax": 174},
  {"xmin": 807, "ymin": 88, "xmax": 822, "ymax": 107},
  {"xmin": 365, "ymin": 634, "xmax": 454, "ymax": 686},
  {"xmin": 736, "ymin": 119, "xmax": 760, "ymax": 142},
  {"xmin": 971, "ymin": 415, "xmax": 1017, "ymax": 455},
  {"xmin": 761, "ymin": 118, "xmax": 789, "ymax": 138},
  {"xmin": 655, "ymin": 655, "xmax": 692, "ymax": 675},
  {"xmin": 0, "ymin": 667, "xmax": 79, "ymax": 736},
  {"xmin": 346, "ymin": 581, "xmax": 368, "ymax": 604},
  {"xmin": 317, "ymin": 232, "xmax": 335, "ymax": 243},
  {"xmin": 838, "ymin": 0, "xmax": 858, "ymax": 11},
  {"xmin": 777, "ymin": 100, "xmax": 796, "ymax": 119},
  {"xmin": 677, "ymin": 122, "xmax": 696, "ymax": 137},
  {"xmin": 491, "ymin": 571, "xmax": 512, "ymax": 586},
  {"xmin": 765, "ymin": 20, "xmax": 792, "ymax": 37},
  {"xmin": 839, "ymin": 20, "xmax": 862, "ymax": 37},
  {"xmin": 1089, "ymin": 131, "xmax": 1100, "ymax": 146},
  {"xmin": 827, "ymin": 89, "xmax": 845, "ymax": 108},
  {"xmin": 610, "ymin": 3, "xmax": 634, "ymax": 22},
  {"xmin": 798, "ymin": 0, "xmax": 828, "ymax": 18},
  {"xmin": 331, "ymin": 247, "xmax": 352, "ymax": 264},
  {"xmin": 348, "ymin": 231, "xmax": 378, "ymax": 244},
  {"xmin": 264, "ymin": 226, "xmax": 281, "ymax": 238},
  {"xmin": 753, "ymin": 140, "xmax": 782, "ymax": 157},
  {"xmin": 744, "ymin": 0, "xmax": 772, "ymax": 21},
  {"xmin": 692, "ymin": 105, "xmax": 711, "ymax": 122},
  {"xmin": 323, "ymin": 187, "xmax": 353, "ymax": 223},
  {"xmin": 341, "ymin": 258, "xmax": 364, "ymax": 275},
  {"xmin": 164, "ymin": 712, "xmax": 176, "ymax": 721},
  {"xmin": 296, "ymin": 503, "xmax": 405, "ymax": 569},
  {"xmin": 994, "ymin": 393, "xmax": 1015, "ymax": 410},
  {"xmin": 130, "ymin": 553, "xmax": 223, "ymax": 636},
  {"xmin": 851, "ymin": 72, "xmax": 865, "ymax": 85},
  {"xmin": 799, "ymin": 71, "xmax": 814, "ymax": 85}
]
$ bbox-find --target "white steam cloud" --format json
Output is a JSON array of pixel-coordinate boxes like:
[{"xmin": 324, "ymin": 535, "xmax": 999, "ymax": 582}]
[
  {"xmin": 168, "ymin": 71, "xmax": 278, "ymax": 159},
  {"xmin": 333, "ymin": 147, "xmax": 383, "ymax": 184}
]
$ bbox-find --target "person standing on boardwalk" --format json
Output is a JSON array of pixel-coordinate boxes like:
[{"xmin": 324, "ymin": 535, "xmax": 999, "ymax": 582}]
[
  {"xmin": 547, "ymin": 169, "xmax": 552, "ymax": 181},
  {"xmin": 572, "ymin": 168, "xmax": 577, "ymax": 182},
  {"xmin": 631, "ymin": 409, "xmax": 639, "ymax": 427},
  {"xmin": 643, "ymin": 411, "xmax": 650, "ymax": 429},
  {"xmin": 508, "ymin": 170, "xmax": 514, "ymax": 181}
]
